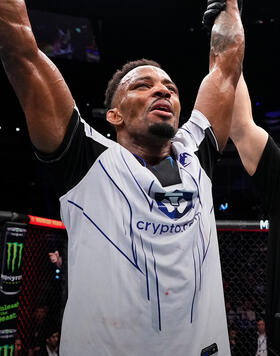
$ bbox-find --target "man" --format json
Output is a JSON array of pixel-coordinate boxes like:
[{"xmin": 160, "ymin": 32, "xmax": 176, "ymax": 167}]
[
  {"xmin": 29, "ymin": 329, "xmax": 60, "ymax": 356},
  {"xmin": 28, "ymin": 305, "xmax": 50, "ymax": 356},
  {"xmin": 255, "ymin": 319, "xmax": 267, "ymax": 356},
  {"xmin": 231, "ymin": 74, "xmax": 280, "ymax": 356},
  {"xmin": 0, "ymin": 0, "xmax": 244, "ymax": 355},
  {"xmin": 15, "ymin": 337, "xmax": 23, "ymax": 356},
  {"xmin": 44, "ymin": 330, "xmax": 59, "ymax": 356}
]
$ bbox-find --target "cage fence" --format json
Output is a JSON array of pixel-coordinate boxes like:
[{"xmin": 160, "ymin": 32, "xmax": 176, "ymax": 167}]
[
  {"xmin": 0, "ymin": 214, "xmax": 67, "ymax": 356},
  {"xmin": 0, "ymin": 215, "xmax": 269, "ymax": 356},
  {"xmin": 217, "ymin": 219, "xmax": 269, "ymax": 356},
  {"xmin": 17, "ymin": 224, "xmax": 67, "ymax": 355}
]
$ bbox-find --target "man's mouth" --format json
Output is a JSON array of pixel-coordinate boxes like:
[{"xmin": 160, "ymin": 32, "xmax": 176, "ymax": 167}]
[{"xmin": 149, "ymin": 100, "xmax": 174, "ymax": 116}]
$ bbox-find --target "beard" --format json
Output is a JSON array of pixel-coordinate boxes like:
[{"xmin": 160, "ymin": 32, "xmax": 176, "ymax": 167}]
[{"xmin": 148, "ymin": 122, "xmax": 176, "ymax": 139}]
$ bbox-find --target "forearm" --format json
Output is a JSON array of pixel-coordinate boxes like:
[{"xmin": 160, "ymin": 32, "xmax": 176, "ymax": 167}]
[
  {"xmin": 231, "ymin": 74, "xmax": 268, "ymax": 176},
  {"xmin": 194, "ymin": 0, "xmax": 244, "ymax": 150},
  {"xmin": 0, "ymin": 0, "xmax": 38, "ymax": 59},
  {"xmin": 230, "ymin": 74, "xmax": 252, "ymax": 141},
  {"xmin": 210, "ymin": 0, "xmax": 244, "ymax": 85},
  {"xmin": 0, "ymin": 0, "xmax": 74, "ymax": 153}
]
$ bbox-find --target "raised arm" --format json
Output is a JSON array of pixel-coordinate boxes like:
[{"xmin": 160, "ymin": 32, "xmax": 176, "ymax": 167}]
[
  {"xmin": 0, "ymin": 0, "xmax": 74, "ymax": 153},
  {"xmin": 230, "ymin": 73, "xmax": 268, "ymax": 175},
  {"xmin": 195, "ymin": 0, "xmax": 245, "ymax": 151}
]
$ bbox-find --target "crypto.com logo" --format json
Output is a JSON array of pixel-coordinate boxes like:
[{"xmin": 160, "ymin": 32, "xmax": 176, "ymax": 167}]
[
  {"xmin": 6, "ymin": 242, "xmax": 23, "ymax": 273},
  {"xmin": 155, "ymin": 190, "xmax": 193, "ymax": 220}
]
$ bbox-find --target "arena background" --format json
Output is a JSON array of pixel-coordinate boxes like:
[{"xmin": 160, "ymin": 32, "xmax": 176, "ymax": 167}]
[
  {"xmin": 0, "ymin": 0, "xmax": 279, "ymax": 220},
  {"xmin": 0, "ymin": 1, "xmax": 279, "ymax": 355}
]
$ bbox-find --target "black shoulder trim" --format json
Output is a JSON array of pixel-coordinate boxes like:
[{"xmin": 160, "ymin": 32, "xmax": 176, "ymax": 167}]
[
  {"xmin": 195, "ymin": 127, "xmax": 220, "ymax": 180},
  {"xmin": 35, "ymin": 108, "xmax": 109, "ymax": 197},
  {"xmin": 34, "ymin": 109, "xmax": 79, "ymax": 163},
  {"xmin": 206, "ymin": 126, "xmax": 219, "ymax": 152}
]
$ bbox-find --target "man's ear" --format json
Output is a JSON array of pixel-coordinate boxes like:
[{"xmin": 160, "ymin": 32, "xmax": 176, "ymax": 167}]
[{"xmin": 106, "ymin": 108, "xmax": 123, "ymax": 127}]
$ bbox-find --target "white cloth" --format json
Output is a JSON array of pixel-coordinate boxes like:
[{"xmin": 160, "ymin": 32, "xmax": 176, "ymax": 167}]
[
  {"xmin": 256, "ymin": 334, "xmax": 267, "ymax": 356},
  {"xmin": 59, "ymin": 109, "xmax": 229, "ymax": 356},
  {"xmin": 46, "ymin": 345, "xmax": 58, "ymax": 356}
]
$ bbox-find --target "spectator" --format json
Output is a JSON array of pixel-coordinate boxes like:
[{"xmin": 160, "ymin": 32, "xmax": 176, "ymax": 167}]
[
  {"xmin": 255, "ymin": 319, "xmax": 267, "ymax": 356},
  {"xmin": 242, "ymin": 300, "xmax": 256, "ymax": 323},
  {"xmin": 29, "ymin": 328, "xmax": 60, "ymax": 356},
  {"xmin": 49, "ymin": 250, "xmax": 62, "ymax": 269},
  {"xmin": 229, "ymin": 327, "xmax": 243, "ymax": 356},
  {"xmin": 226, "ymin": 301, "xmax": 239, "ymax": 327},
  {"xmin": 15, "ymin": 337, "xmax": 23, "ymax": 356},
  {"xmin": 28, "ymin": 305, "xmax": 50, "ymax": 356}
]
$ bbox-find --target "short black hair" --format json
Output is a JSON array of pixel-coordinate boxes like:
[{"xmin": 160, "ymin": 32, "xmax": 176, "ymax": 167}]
[
  {"xmin": 104, "ymin": 59, "xmax": 161, "ymax": 109},
  {"xmin": 44, "ymin": 324, "xmax": 59, "ymax": 340}
]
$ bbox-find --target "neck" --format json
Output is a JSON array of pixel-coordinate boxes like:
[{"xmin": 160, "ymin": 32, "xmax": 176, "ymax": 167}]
[
  {"xmin": 47, "ymin": 345, "xmax": 57, "ymax": 352},
  {"xmin": 117, "ymin": 134, "xmax": 173, "ymax": 166}
]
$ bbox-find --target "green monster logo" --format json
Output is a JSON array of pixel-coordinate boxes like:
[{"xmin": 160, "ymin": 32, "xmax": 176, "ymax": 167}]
[
  {"xmin": 0, "ymin": 344, "xmax": 14, "ymax": 356},
  {"xmin": 6, "ymin": 242, "xmax": 23, "ymax": 273}
]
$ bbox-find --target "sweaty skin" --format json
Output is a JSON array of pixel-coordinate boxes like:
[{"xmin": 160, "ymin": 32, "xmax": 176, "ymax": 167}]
[
  {"xmin": 230, "ymin": 74, "xmax": 268, "ymax": 176},
  {"xmin": 0, "ymin": 1, "xmax": 245, "ymax": 355},
  {"xmin": 194, "ymin": 0, "xmax": 244, "ymax": 151},
  {"xmin": 107, "ymin": 66, "xmax": 181, "ymax": 165},
  {"xmin": 0, "ymin": 0, "xmax": 244, "ymax": 160}
]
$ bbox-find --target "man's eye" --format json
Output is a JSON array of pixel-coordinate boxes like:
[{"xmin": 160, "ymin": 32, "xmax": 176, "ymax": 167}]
[
  {"xmin": 135, "ymin": 83, "xmax": 149, "ymax": 89},
  {"xmin": 167, "ymin": 86, "xmax": 177, "ymax": 93}
]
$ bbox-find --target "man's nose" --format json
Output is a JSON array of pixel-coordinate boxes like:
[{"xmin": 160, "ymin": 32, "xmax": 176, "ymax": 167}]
[{"xmin": 153, "ymin": 84, "xmax": 171, "ymax": 98}]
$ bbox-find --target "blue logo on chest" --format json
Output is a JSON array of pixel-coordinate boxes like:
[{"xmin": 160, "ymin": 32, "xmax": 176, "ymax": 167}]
[{"xmin": 155, "ymin": 190, "xmax": 194, "ymax": 220}]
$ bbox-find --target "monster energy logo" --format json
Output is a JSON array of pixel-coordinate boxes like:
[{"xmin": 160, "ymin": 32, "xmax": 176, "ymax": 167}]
[
  {"xmin": 0, "ymin": 345, "xmax": 14, "ymax": 356},
  {"xmin": 6, "ymin": 242, "xmax": 23, "ymax": 273}
]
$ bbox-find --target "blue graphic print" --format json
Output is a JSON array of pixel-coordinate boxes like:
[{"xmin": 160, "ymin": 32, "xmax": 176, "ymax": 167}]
[{"xmin": 155, "ymin": 190, "xmax": 194, "ymax": 220}]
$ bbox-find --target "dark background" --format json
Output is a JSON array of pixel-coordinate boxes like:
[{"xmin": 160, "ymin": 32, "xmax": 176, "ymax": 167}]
[{"xmin": 0, "ymin": 0, "xmax": 279, "ymax": 220}]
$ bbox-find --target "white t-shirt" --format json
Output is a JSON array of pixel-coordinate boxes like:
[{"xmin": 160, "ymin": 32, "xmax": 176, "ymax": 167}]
[
  {"xmin": 39, "ymin": 108, "xmax": 230, "ymax": 356},
  {"xmin": 256, "ymin": 334, "xmax": 267, "ymax": 356}
]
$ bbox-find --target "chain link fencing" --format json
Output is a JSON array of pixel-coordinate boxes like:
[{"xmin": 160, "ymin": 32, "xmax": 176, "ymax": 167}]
[
  {"xmin": 0, "ymin": 216, "xmax": 269, "ymax": 355},
  {"xmin": 218, "ymin": 220, "xmax": 268, "ymax": 356}
]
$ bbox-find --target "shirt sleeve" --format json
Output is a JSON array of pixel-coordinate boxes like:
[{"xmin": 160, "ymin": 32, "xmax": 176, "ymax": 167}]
[
  {"xmin": 34, "ymin": 108, "xmax": 112, "ymax": 198},
  {"xmin": 253, "ymin": 136, "xmax": 280, "ymax": 214},
  {"xmin": 177, "ymin": 109, "xmax": 220, "ymax": 180}
]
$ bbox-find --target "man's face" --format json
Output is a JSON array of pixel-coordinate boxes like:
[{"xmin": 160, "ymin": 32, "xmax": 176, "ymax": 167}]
[
  {"xmin": 257, "ymin": 320, "xmax": 265, "ymax": 334},
  {"xmin": 34, "ymin": 306, "xmax": 48, "ymax": 322},
  {"xmin": 112, "ymin": 65, "xmax": 181, "ymax": 141},
  {"xmin": 15, "ymin": 339, "xmax": 22, "ymax": 355},
  {"xmin": 47, "ymin": 332, "xmax": 59, "ymax": 349}
]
